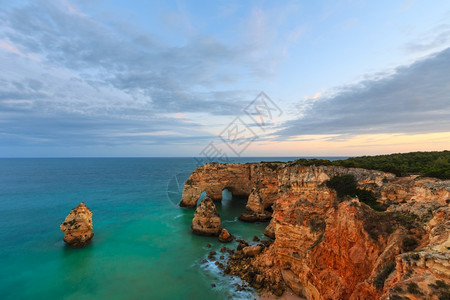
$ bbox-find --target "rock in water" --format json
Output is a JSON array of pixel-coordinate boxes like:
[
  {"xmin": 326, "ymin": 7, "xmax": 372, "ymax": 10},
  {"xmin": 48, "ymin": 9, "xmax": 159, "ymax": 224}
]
[
  {"xmin": 242, "ymin": 245, "xmax": 262, "ymax": 257},
  {"xmin": 218, "ymin": 228, "xmax": 234, "ymax": 243},
  {"xmin": 60, "ymin": 202, "xmax": 94, "ymax": 248},
  {"xmin": 191, "ymin": 197, "xmax": 222, "ymax": 236}
]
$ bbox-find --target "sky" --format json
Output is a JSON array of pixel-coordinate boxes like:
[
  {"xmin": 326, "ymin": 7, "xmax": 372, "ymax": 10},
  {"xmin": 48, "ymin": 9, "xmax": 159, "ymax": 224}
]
[{"xmin": 0, "ymin": 0, "xmax": 449, "ymax": 157}]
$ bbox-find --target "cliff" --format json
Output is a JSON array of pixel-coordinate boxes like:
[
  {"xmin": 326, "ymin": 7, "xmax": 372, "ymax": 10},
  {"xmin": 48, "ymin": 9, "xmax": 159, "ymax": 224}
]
[
  {"xmin": 60, "ymin": 202, "xmax": 94, "ymax": 248},
  {"xmin": 181, "ymin": 162, "xmax": 450, "ymax": 299}
]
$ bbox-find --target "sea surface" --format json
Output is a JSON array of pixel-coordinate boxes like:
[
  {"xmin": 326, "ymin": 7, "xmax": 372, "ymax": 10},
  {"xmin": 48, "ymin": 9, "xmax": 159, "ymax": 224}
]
[{"xmin": 0, "ymin": 157, "xmax": 344, "ymax": 300}]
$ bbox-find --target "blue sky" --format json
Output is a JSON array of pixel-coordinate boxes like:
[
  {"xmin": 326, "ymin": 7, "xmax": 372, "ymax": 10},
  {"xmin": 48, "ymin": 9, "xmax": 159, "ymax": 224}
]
[{"xmin": 0, "ymin": 0, "xmax": 449, "ymax": 157}]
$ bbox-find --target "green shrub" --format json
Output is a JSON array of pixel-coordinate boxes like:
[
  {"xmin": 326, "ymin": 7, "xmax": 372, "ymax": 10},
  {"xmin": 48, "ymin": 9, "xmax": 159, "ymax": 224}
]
[
  {"xmin": 308, "ymin": 216, "xmax": 326, "ymax": 232},
  {"xmin": 374, "ymin": 262, "xmax": 396, "ymax": 289},
  {"xmin": 429, "ymin": 280, "xmax": 450, "ymax": 300},
  {"xmin": 439, "ymin": 291, "xmax": 450, "ymax": 300},
  {"xmin": 265, "ymin": 163, "xmax": 281, "ymax": 171},
  {"xmin": 290, "ymin": 151, "xmax": 450, "ymax": 179},
  {"xmin": 362, "ymin": 209, "xmax": 395, "ymax": 240},
  {"xmin": 436, "ymin": 280, "xmax": 450, "ymax": 289},
  {"xmin": 325, "ymin": 175, "xmax": 385, "ymax": 211},
  {"xmin": 407, "ymin": 282, "xmax": 422, "ymax": 295},
  {"xmin": 326, "ymin": 175, "xmax": 357, "ymax": 198},
  {"xmin": 402, "ymin": 237, "xmax": 418, "ymax": 252},
  {"xmin": 330, "ymin": 151, "xmax": 450, "ymax": 179},
  {"xmin": 410, "ymin": 253, "xmax": 420, "ymax": 261},
  {"xmin": 391, "ymin": 212, "xmax": 419, "ymax": 229},
  {"xmin": 391, "ymin": 285, "xmax": 403, "ymax": 293},
  {"xmin": 292, "ymin": 158, "xmax": 332, "ymax": 166}
]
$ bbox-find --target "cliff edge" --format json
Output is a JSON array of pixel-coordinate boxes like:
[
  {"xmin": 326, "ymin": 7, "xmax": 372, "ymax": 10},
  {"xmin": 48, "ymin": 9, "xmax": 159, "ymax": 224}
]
[{"xmin": 181, "ymin": 162, "xmax": 449, "ymax": 299}]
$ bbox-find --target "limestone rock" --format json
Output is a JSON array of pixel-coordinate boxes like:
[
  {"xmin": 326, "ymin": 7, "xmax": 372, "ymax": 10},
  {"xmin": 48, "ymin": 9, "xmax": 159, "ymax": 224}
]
[
  {"xmin": 264, "ymin": 218, "xmax": 275, "ymax": 239},
  {"xmin": 60, "ymin": 202, "xmax": 94, "ymax": 248},
  {"xmin": 183, "ymin": 162, "xmax": 450, "ymax": 299},
  {"xmin": 239, "ymin": 189, "xmax": 273, "ymax": 222},
  {"xmin": 218, "ymin": 228, "xmax": 234, "ymax": 243},
  {"xmin": 191, "ymin": 197, "xmax": 222, "ymax": 236},
  {"xmin": 243, "ymin": 245, "xmax": 262, "ymax": 257}
]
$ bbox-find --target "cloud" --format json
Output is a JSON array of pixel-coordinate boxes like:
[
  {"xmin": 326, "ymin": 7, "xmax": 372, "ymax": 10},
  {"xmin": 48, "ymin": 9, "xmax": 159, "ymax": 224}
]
[
  {"xmin": 276, "ymin": 47, "xmax": 450, "ymax": 138},
  {"xmin": 0, "ymin": 0, "xmax": 281, "ymax": 150},
  {"xmin": 0, "ymin": 0, "xmax": 271, "ymax": 113},
  {"xmin": 405, "ymin": 24, "xmax": 450, "ymax": 54}
]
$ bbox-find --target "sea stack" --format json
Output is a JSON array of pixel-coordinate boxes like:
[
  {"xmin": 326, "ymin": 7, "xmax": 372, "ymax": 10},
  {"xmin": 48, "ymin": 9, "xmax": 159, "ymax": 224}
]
[
  {"xmin": 191, "ymin": 197, "xmax": 222, "ymax": 236},
  {"xmin": 60, "ymin": 202, "xmax": 94, "ymax": 248}
]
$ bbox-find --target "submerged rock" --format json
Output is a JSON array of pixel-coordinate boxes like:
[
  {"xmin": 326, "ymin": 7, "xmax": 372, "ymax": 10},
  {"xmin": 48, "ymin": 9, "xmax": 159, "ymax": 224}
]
[
  {"xmin": 191, "ymin": 197, "xmax": 222, "ymax": 236},
  {"xmin": 218, "ymin": 228, "xmax": 234, "ymax": 243},
  {"xmin": 236, "ymin": 239, "xmax": 249, "ymax": 251},
  {"xmin": 60, "ymin": 202, "xmax": 94, "ymax": 248}
]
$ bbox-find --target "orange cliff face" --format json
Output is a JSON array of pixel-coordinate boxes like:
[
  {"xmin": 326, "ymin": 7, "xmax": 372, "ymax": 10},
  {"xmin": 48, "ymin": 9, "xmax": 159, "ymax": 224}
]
[{"xmin": 181, "ymin": 162, "xmax": 450, "ymax": 300}]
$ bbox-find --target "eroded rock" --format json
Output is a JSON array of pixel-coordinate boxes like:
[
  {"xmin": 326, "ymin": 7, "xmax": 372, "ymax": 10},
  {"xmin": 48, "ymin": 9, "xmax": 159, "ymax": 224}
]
[
  {"xmin": 218, "ymin": 228, "xmax": 234, "ymax": 243},
  {"xmin": 60, "ymin": 202, "xmax": 94, "ymax": 248},
  {"xmin": 243, "ymin": 245, "xmax": 262, "ymax": 257},
  {"xmin": 191, "ymin": 197, "xmax": 222, "ymax": 236},
  {"xmin": 183, "ymin": 162, "xmax": 450, "ymax": 299}
]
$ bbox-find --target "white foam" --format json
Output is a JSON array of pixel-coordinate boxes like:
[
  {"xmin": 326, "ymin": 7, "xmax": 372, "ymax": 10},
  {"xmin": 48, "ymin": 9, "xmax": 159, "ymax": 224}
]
[{"xmin": 200, "ymin": 252, "xmax": 256, "ymax": 299}]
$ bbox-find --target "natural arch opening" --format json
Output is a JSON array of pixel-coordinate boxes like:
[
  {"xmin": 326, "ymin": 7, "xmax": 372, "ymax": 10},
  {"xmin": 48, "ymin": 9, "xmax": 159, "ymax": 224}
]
[
  {"xmin": 196, "ymin": 191, "xmax": 207, "ymax": 206},
  {"xmin": 221, "ymin": 188, "xmax": 233, "ymax": 204},
  {"xmin": 215, "ymin": 188, "xmax": 248, "ymax": 221},
  {"xmin": 216, "ymin": 188, "xmax": 268, "ymax": 242}
]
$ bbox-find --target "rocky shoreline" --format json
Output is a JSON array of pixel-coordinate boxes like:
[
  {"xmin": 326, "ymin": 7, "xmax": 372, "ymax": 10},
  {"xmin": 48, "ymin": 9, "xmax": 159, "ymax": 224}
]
[{"xmin": 181, "ymin": 162, "xmax": 450, "ymax": 300}]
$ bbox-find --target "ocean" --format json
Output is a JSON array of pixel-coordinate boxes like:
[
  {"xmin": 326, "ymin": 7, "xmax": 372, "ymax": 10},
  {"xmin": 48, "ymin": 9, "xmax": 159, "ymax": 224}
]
[{"xmin": 0, "ymin": 157, "xmax": 342, "ymax": 300}]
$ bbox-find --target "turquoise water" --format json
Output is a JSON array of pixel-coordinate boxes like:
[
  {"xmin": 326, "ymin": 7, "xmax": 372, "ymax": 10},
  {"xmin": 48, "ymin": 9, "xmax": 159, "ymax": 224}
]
[{"xmin": 0, "ymin": 157, "xmax": 341, "ymax": 299}]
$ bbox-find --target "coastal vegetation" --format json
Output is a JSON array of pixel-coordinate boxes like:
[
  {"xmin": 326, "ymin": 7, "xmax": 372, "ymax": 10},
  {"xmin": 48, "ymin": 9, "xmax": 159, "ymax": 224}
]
[
  {"xmin": 291, "ymin": 151, "xmax": 450, "ymax": 179},
  {"xmin": 325, "ymin": 174, "xmax": 385, "ymax": 211},
  {"xmin": 374, "ymin": 261, "xmax": 396, "ymax": 289}
]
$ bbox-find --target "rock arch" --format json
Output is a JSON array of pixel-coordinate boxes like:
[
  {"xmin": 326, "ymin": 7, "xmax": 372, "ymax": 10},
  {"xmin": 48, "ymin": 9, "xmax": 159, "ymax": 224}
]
[
  {"xmin": 180, "ymin": 162, "xmax": 284, "ymax": 221},
  {"xmin": 179, "ymin": 162, "xmax": 413, "ymax": 222},
  {"xmin": 221, "ymin": 188, "xmax": 233, "ymax": 202},
  {"xmin": 180, "ymin": 163, "xmax": 254, "ymax": 207}
]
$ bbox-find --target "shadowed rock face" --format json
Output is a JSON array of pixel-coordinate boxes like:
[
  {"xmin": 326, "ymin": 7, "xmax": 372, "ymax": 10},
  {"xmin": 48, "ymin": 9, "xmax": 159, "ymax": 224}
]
[
  {"xmin": 60, "ymin": 202, "xmax": 94, "ymax": 248},
  {"xmin": 191, "ymin": 197, "xmax": 222, "ymax": 236},
  {"xmin": 181, "ymin": 162, "xmax": 450, "ymax": 299}
]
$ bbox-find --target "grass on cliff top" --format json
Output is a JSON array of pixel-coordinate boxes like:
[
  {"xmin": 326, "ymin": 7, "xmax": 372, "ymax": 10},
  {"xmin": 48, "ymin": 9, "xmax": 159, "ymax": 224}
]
[
  {"xmin": 325, "ymin": 174, "xmax": 386, "ymax": 211},
  {"xmin": 291, "ymin": 150, "xmax": 450, "ymax": 179}
]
